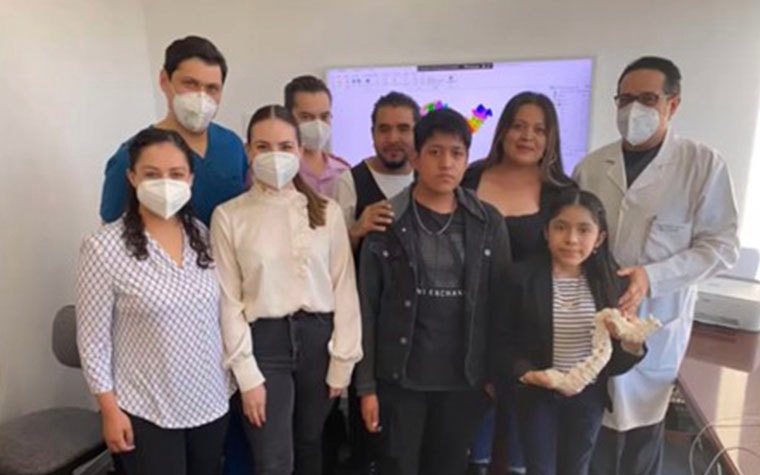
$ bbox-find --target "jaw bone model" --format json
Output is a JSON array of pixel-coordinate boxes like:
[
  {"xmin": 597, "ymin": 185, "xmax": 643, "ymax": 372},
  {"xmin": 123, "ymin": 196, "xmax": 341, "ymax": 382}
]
[{"xmin": 544, "ymin": 308, "xmax": 662, "ymax": 397}]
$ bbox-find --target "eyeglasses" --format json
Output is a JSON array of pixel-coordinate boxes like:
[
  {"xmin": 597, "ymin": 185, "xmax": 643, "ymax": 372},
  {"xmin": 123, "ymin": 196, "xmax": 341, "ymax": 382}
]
[{"xmin": 613, "ymin": 92, "xmax": 671, "ymax": 108}]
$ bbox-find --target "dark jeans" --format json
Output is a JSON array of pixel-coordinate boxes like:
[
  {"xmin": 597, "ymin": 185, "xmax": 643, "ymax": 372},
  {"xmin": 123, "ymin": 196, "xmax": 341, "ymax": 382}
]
[
  {"xmin": 470, "ymin": 406, "xmax": 496, "ymax": 463},
  {"xmin": 236, "ymin": 313, "xmax": 335, "ymax": 475},
  {"xmin": 471, "ymin": 381, "xmax": 525, "ymax": 472},
  {"xmin": 516, "ymin": 381, "xmax": 606, "ymax": 475},
  {"xmin": 376, "ymin": 382, "xmax": 487, "ymax": 475},
  {"xmin": 221, "ymin": 408, "xmax": 254, "ymax": 475},
  {"xmin": 118, "ymin": 412, "xmax": 229, "ymax": 475},
  {"xmin": 589, "ymin": 421, "xmax": 665, "ymax": 475}
]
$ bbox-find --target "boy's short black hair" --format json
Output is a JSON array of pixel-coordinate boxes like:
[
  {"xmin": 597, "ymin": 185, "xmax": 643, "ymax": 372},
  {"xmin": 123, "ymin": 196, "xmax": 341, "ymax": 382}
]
[
  {"xmin": 164, "ymin": 36, "xmax": 228, "ymax": 83},
  {"xmin": 413, "ymin": 108, "xmax": 471, "ymax": 153}
]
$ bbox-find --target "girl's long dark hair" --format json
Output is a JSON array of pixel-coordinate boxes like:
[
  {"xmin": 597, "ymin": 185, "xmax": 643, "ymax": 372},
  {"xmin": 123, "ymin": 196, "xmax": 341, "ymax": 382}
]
[
  {"xmin": 123, "ymin": 128, "xmax": 213, "ymax": 269},
  {"xmin": 246, "ymin": 104, "xmax": 327, "ymax": 228},
  {"xmin": 484, "ymin": 91, "xmax": 574, "ymax": 188},
  {"xmin": 547, "ymin": 189, "xmax": 621, "ymax": 307}
]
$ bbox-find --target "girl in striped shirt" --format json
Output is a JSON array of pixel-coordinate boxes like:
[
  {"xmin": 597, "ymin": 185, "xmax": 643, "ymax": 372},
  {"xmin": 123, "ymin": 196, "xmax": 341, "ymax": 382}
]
[{"xmin": 495, "ymin": 189, "xmax": 647, "ymax": 475}]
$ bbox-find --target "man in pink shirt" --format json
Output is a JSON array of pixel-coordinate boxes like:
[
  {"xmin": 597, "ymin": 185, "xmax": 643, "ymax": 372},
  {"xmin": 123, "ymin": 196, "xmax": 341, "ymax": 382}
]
[{"xmin": 285, "ymin": 75, "xmax": 350, "ymax": 198}]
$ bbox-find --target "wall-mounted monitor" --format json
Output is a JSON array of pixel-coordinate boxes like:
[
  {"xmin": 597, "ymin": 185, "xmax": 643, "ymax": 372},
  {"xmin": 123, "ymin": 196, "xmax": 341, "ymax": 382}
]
[{"xmin": 327, "ymin": 57, "xmax": 594, "ymax": 173}]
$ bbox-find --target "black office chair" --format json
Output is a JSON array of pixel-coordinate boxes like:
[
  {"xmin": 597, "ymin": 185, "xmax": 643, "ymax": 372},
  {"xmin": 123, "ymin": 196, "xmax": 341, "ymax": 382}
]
[{"xmin": 0, "ymin": 305, "xmax": 107, "ymax": 475}]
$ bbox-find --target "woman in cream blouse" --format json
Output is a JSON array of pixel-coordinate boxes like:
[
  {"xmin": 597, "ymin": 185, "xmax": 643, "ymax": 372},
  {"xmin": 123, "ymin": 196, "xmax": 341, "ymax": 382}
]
[{"xmin": 210, "ymin": 104, "xmax": 362, "ymax": 475}]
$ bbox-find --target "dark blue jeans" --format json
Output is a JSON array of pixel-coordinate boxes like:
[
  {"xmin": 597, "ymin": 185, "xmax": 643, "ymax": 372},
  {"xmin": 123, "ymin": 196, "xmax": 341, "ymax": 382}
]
[
  {"xmin": 470, "ymin": 407, "xmax": 496, "ymax": 463},
  {"xmin": 470, "ymin": 382, "xmax": 525, "ymax": 470},
  {"xmin": 516, "ymin": 381, "xmax": 606, "ymax": 475}
]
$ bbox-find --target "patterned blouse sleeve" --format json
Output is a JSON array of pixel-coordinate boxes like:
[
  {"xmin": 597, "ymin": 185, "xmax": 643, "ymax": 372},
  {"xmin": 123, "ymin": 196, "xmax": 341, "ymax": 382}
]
[{"xmin": 75, "ymin": 235, "xmax": 116, "ymax": 395}]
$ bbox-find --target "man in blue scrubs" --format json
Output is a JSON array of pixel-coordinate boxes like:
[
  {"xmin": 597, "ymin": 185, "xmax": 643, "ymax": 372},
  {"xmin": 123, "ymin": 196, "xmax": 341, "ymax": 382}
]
[
  {"xmin": 99, "ymin": 35, "xmax": 248, "ymax": 225},
  {"xmin": 98, "ymin": 36, "xmax": 252, "ymax": 475}
]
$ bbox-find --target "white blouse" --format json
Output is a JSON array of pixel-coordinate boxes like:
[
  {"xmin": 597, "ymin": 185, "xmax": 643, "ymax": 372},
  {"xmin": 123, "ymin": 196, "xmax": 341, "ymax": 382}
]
[
  {"xmin": 210, "ymin": 184, "xmax": 363, "ymax": 393},
  {"xmin": 76, "ymin": 219, "xmax": 230, "ymax": 429}
]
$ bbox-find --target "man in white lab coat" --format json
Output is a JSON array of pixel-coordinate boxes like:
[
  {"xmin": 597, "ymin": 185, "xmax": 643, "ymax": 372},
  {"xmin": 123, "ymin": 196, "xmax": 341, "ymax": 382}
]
[{"xmin": 573, "ymin": 56, "xmax": 740, "ymax": 475}]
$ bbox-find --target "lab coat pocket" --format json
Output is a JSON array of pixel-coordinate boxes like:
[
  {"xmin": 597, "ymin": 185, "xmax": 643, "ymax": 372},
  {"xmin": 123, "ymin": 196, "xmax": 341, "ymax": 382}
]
[{"xmin": 642, "ymin": 220, "xmax": 693, "ymax": 262}]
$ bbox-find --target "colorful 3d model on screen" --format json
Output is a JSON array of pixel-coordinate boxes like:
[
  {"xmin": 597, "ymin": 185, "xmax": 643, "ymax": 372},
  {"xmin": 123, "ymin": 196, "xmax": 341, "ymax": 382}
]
[
  {"xmin": 421, "ymin": 101, "xmax": 493, "ymax": 133},
  {"xmin": 422, "ymin": 100, "xmax": 448, "ymax": 114},
  {"xmin": 467, "ymin": 104, "xmax": 493, "ymax": 134}
]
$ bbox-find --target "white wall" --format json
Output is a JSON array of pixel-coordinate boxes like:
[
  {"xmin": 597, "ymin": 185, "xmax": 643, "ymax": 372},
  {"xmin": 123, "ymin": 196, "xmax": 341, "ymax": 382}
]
[
  {"xmin": 0, "ymin": 1, "xmax": 156, "ymax": 420},
  {"xmin": 141, "ymin": 0, "xmax": 760, "ymax": 218}
]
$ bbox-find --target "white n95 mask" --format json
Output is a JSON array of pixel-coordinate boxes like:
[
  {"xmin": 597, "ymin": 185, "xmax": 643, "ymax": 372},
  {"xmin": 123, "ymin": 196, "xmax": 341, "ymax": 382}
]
[
  {"xmin": 616, "ymin": 102, "xmax": 660, "ymax": 147},
  {"xmin": 172, "ymin": 91, "xmax": 218, "ymax": 133},
  {"xmin": 299, "ymin": 120, "xmax": 332, "ymax": 151},
  {"xmin": 137, "ymin": 179, "xmax": 192, "ymax": 219},
  {"xmin": 253, "ymin": 152, "xmax": 300, "ymax": 189}
]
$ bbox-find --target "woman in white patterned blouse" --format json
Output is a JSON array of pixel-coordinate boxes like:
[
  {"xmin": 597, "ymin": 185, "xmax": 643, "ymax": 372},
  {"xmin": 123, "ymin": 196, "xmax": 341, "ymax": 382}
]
[{"xmin": 76, "ymin": 128, "xmax": 230, "ymax": 475}]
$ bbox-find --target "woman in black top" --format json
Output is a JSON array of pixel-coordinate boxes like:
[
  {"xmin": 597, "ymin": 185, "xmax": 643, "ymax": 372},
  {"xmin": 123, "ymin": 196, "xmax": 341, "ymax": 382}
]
[{"xmin": 462, "ymin": 91, "xmax": 575, "ymax": 475}]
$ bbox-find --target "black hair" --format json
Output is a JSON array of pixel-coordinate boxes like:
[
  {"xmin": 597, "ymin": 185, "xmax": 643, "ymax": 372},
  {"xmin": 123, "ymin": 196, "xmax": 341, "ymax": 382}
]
[
  {"xmin": 618, "ymin": 56, "xmax": 681, "ymax": 96},
  {"xmin": 547, "ymin": 189, "xmax": 621, "ymax": 308},
  {"xmin": 246, "ymin": 105, "xmax": 327, "ymax": 228},
  {"xmin": 413, "ymin": 108, "xmax": 471, "ymax": 154},
  {"xmin": 164, "ymin": 36, "xmax": 228, "ymax": 83},
  {"xmin": 284, "ymin": 75, "xmax": 332, "ymax": 111},
  {"xmin": 124, "ymin": 128, "xmax": 212, "ymax": 269},
  {"xmin": 371, "ymin": 91, "xmax": 421, "ymax": 128},
  {"xmin": 485, "ymin": 91, "xmax": 574, "ymax": 187}
]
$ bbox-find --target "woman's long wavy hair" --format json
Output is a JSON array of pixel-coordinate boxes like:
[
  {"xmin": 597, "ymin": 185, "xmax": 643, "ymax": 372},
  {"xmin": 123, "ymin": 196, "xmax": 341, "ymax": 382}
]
[
  {"xmin": 246, "ymin": 104, "xmax": 327, "ymax": 228},
  {"xmin": 123, "ymin": 128, "xmax": 213, "ymax": 268}
]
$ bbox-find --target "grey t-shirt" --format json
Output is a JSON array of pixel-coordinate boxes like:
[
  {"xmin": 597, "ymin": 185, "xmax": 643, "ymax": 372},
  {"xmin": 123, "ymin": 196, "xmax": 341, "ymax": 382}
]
[{"xmin": 405, "ymin": 201, "xmax": 468, "ymax": 390}]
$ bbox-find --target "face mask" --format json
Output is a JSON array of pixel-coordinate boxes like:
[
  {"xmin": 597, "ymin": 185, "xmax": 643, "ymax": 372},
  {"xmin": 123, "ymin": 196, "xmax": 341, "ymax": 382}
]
[
  {"xmin": 172, "ymin": 91, "xmax": 218, "ymax": 133},
  {"xmin": 298, "ymin": 120, "xmax": 331, "ymax": 151},
  {"xmin": 253, "ymin": 152, "xmax": 300, "ymax": 189},
  {"xmin": 136, "ymin": 178, "xmax": 192, "ymax": 219},
  {"xmin": 616, "ymin": 102, "xmax": 660, "ymax": 146}
]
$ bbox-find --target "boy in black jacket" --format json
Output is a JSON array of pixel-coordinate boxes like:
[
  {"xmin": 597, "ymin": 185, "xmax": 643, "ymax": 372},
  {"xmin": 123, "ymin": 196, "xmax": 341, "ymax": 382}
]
[{"xmin": 355, "ymin": 108, "xmax": 511, "ymax": 475}]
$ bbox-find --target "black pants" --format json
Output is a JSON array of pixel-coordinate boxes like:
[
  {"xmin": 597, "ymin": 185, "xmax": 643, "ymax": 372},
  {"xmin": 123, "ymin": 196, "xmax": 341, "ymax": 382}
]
[
  {"xmin": 221, "ymin": 407, "xmax": 254, "ymax": 474},
  {"xmin": 516, "ymin": 382, "xmax": 606, "ymax": 475},
  {"xmin": 117, "ymin": 412, "xmax": 229, "ymax": 475},
  {"xmin": 347, "ymin": 377, "xmax": 382, "ymax": 471},
  {"xmin": 237, "ymin": 313, "xmax": 335, "ymax": 475},
  {"xmin": 321, "ymin": 397, "xmax": 346, "ymax": 473},
  {"xmin": 589, "ymin": 420, "xmax": 665, "ymax": 475},
  {"xmin": 376, "ymin": 382, "xmax": 487, "ymax": 475}
]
